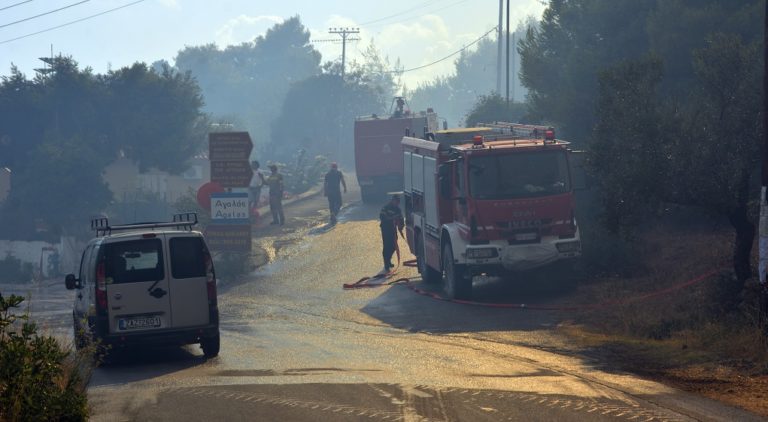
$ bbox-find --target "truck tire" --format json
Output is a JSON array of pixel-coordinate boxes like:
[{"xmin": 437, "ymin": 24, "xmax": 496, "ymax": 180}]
[
  {"xmin": 442, "ymin": 243, "xmax": 472, "ymax": 300},
  {"xmin": 417, "ymin": 235, "xmax": 441, "ymax": 284},
  {"xmin": 201, "ymin": 332, "xmax": 220, "ymax": 358}
]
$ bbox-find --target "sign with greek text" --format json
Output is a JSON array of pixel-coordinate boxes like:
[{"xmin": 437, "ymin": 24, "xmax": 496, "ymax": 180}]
[
  {"xmin": 204, "ymin": 224, "xmax": 252, "ymax": 252},
  {"xmin": 210, "ymin": 192, "xmax": 249, "ymax": 224}
]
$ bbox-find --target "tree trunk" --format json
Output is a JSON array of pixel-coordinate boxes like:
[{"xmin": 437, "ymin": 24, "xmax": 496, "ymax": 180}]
[{"xmin": 727, "ymin": 205, "xmax": 755, "ymax": 283}]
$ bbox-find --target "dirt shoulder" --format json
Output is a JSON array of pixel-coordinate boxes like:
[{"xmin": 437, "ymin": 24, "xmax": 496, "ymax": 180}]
[{"xmin": 561, "ymin": 226, "xmax": 768, "ymax": 418}]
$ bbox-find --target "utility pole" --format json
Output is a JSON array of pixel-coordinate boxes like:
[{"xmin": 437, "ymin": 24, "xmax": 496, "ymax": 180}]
[
  {"xmin": 511, "ymin": 32, "xmax": 516, "ymax": 103},
  {"xmin": 759, "ymin": 0, "xmax": 768, "ymax": 318},
  {"xmin": 329, "ymin": 27, "xmax": 360, "ymax": 81},
  {"xmin": 496, "ymin": 0, "xmax": 503, "ymax": 95},
  {"xmin": 505, "ymin": 0, "xmax": 510, "ymax": 105}
]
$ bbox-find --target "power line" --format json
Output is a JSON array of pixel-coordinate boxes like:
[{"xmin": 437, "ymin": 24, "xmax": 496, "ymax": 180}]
[
  {"xmin": 359, "ymin": 0, "xmax": 442, "ymax": 26},
  {"xmin": 0, "ymin": 0, "xmax": 34, "ymax": 12},
  {"xmin": 0, "ymin": 0, "xmax": 89, "ymax": 29},
  {"xmin": 366, "ymin": 0, "xmax": 472, "ymax": 29},
  {"xmin": 382, "ymin": 25, "xmax": 498, "ymax": 74},
  {"xmin": 0, "ymin": 0, "xmax": 145, "ymax": 45}
]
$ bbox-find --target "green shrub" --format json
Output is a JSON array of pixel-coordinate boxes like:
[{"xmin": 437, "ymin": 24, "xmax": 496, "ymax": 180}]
[
  {"xmin": 0, "ymin": 254, "xmax": 34, "ymax": 284},
  {"xmin": 0, "ymin": 293, "xmax": 90, "ymax": 421}
]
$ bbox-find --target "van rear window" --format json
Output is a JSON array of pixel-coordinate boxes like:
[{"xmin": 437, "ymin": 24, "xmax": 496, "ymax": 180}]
[
  {"xmin": 104, "ymin": 239, "xmax": 164, "ymax": 284},
  {"xmin": 170, "ymin": 237, "xmax": 206, "ymax": 279}
]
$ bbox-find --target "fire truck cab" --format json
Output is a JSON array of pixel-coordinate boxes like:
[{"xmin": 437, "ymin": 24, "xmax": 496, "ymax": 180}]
[{"xmin": 402, "ymin": 123, "xmax": 581, "ymax": 300}]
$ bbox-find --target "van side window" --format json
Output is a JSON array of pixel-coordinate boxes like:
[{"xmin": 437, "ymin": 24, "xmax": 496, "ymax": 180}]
[
  {"xmin": 170, "ymin": 237, "xmax": 206, "ymax": 279},
  {"xmin": 104, "ymin": 239, "xmax": 164, "ymax": 284},
  {"xmin": 78, "ymin": 245, "xmax": 93, "ymax": 283}
]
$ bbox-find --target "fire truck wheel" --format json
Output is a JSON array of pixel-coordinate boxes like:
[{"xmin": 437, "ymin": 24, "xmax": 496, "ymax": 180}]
[
  {"xmin": 443, "ymin": 243, "xmax": 472, "ymax": 300},
  {"xmin": 417, "ymin": 235, "xmax": 441, "ymax": 284}
]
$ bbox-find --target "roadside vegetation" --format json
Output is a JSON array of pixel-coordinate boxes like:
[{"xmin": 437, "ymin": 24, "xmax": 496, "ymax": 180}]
[{"xmin": 0, "ymin": 293, "xmax": 93, "ymax": 421}]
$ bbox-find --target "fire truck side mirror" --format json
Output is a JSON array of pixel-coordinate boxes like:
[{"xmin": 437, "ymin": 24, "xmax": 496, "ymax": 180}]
[{"xmin": 438, "ymin": 164, "xmax": 452, "ymax": 198}]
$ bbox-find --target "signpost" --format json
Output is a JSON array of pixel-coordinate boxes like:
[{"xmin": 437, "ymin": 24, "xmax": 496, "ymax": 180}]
[
  {"xmin": 209, "ymin": 132, "xmax": 253, "ymax": 188},
  {"xmin": 207, "ymin": 132, "xmax": 254, "ymax": 252}
]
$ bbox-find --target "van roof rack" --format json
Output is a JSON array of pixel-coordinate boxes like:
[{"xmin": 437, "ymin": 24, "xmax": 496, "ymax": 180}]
[{"xmin": 91, "ymin": 213, "xmax": 198, "ymax": 236}]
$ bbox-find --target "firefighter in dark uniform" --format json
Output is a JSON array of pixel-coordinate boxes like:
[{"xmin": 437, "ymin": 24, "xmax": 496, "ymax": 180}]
[
  {"xmin": 323, "ymin": 162, "xmax": 347, "ymax": 224},
  {"xmin": 379, "ymin": 194, "xmax": 404, "ymax": 273}
]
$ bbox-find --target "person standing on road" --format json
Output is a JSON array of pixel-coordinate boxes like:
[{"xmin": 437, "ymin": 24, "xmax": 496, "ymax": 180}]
[
  {"xmin": 265, "ymin": 164, "xmax": 285, "ymax": 225},
  {"xmin": 379, "ymin": 194, "xmax": 404, "ymax": 273},
  {"xmin": 249, "ymin": 160, "xmax": 265, "ymax": 209},
  {"xmin": 323, "ymin": 162, "xmax": 347, "ymax": 224}
]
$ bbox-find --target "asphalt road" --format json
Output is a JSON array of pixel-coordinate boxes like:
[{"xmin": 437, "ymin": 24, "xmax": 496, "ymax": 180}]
[{"xmin": 2, "ymin": 180, "xmax": 763, "ymax": 421}]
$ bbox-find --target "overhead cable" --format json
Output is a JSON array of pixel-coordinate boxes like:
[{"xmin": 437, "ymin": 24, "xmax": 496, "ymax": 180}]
[
  {"xmin": 0, "ymin": 0, "xmax": 89, "ymax": 29},
  {"xmin": 0, "ymin": 0, "xmax": 34, "ymax": 12},
  {"xmin": 382, "ymin": 25, "xmax": 497, "ymax": 74},
  {"xmin": 0, "ymin": 0, "xmax": 145, "ymax": 45}
]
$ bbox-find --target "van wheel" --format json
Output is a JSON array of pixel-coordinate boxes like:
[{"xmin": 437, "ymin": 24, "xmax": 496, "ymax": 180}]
[
  {"xmin": 417, "ymin": 235, "xmax": 440, "ymax": 284},
  {"xmin": 443, "ymin": 243, "xmax": 472, "ymax": 300},
  {"xmin": 201, "ymin": 332, "xmax": 220, "ymax": 358}
]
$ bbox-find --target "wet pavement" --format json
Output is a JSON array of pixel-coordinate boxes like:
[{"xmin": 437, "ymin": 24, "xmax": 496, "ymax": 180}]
[{"xmin": 2, "ymin": 183, "xmax": 763, "ymax": 421}]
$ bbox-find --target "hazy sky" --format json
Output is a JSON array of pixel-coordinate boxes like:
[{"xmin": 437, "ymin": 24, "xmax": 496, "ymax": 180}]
[{"xmin": 0, "ymin": 0, "xmax": 546, "ymax": 86}]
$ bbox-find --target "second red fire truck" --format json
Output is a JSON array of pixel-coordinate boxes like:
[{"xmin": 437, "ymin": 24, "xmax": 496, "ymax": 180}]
[
  {"xmin": 354, "ymin": 97, "xmax": 439, "ymax": 203},
  {"xmin": 402, "ymin": 123, "xmax": 582, "ymax": 299}
]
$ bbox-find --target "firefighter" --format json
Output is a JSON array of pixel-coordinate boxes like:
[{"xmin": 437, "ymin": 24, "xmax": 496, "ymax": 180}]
[
  {"xmin": 379, "ymin": 194, "xmax": 404, "ymax": 273},
  {"xmin": 323, "ymin": 162, "xmax": 347, "ymax": 224},
  {"xmin": 265, "ymin": 164, "xmax": 285, "ymax": 225}
]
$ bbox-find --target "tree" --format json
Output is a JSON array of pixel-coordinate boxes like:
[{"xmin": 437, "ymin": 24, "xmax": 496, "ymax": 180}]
[
  {"xmin": 519, "ymin": 0, "xmax": 654, "ymax": 144},
  {"xmin": 105, "ymin": 63, "xmax": 207, "ymax": 173},
  {"xmin": 588, "ymin": 55, "xmax": 673, "ymax": 233},
  {"xmin": 269, "ymin": 64, "xmax": 383, "ymax": 165},
  {"xmin": 589, "ymin": 34, "xmax": 762, "ymax": 282},
  {"xmin": 173, "ymin": 16, "xmax": 322, "ymax": 153},
  {"xmin": 0, "ymin": 56, "xmax": 208, "ymax": 239},
  {"xmin": 464, "ymin": 93, "xmax": 527, "ymax": 127}
]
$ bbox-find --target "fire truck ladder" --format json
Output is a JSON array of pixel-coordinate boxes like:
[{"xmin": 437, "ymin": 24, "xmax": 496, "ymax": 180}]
[{"xmin": 478, "ymin": 122, "xmax": 554, "ymax": 139}]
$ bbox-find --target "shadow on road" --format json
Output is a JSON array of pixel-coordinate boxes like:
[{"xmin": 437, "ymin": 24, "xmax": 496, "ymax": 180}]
[
  {"xmin": 359, "ymin": 273, "xmax": 572, "ymax": 334},
  {"xmin": 90, "ymin": 344, "xmax": 208, "ymax": 386}
]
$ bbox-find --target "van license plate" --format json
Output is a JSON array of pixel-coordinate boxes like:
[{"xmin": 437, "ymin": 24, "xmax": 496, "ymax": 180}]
[{"xmin": 118, "ymin": 316, "xmax": 161, "ymax": 330}]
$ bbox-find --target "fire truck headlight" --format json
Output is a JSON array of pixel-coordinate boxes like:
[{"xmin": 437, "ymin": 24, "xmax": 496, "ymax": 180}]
[
  {"xmin": 556, "ymin": 241, "xmax": 581, "ymax": 253},
  {"xmin": 466, "ymin": 248, "xmax": 498, "ymax": 259}
]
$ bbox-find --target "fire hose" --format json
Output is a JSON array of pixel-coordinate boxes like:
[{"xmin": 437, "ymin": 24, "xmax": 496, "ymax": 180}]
[{"xmin": 344, "ymin": 249, "xmax": 723, "ymax": 311}]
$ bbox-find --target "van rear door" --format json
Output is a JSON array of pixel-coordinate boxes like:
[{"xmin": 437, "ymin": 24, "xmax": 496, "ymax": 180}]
[
  {"xmin": 104, "ymin": 236, "xmax": 172, "ymax": 334},
  {"xmin": 167, "ymin": 235, "xmax": 210, "ymax": 328}
]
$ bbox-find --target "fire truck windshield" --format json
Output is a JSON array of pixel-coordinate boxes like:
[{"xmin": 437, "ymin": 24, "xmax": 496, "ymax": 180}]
[{"xmin": 468, "ymin": 151, "xmax": 570, "ymax": 199}]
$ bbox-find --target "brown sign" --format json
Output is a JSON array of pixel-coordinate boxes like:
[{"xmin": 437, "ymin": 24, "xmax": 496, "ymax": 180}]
[
  {"xmin": 210, "ymin": 161, "xmax": 253, "ymax": 188},
  {"xmin": 209, "ymin": 131, "xmax": 254, "ymax": 187},
  {"xmin": 209, "ymin": 132, "xmax": 253, "ymax": 161},
  {"xmin": 205, "ymin": 224, "xmax": 251, "ymax": 252}
]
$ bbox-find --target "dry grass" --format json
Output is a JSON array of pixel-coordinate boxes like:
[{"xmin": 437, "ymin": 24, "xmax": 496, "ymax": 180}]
[{"xmin": 561, "ymin": 224, "xmax": 768, "ymax": 416}]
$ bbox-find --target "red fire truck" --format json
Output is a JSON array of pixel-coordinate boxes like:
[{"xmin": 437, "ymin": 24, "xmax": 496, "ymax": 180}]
[
  {"xmin": 402, "ymin": 123, "xmax": 582, "ymax": 299},
  {"xmin": 354, "ymin": 97, "xmax": 439, "ymax": 203}
]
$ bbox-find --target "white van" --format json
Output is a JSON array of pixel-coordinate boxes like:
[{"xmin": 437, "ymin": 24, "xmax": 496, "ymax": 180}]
[{"xmin": 65, "ymin": 213, "xmax": 220, "ymax": 358}]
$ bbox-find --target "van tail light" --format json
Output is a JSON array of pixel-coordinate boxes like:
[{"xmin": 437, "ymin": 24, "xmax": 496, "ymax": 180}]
[
  {"xmin": 204, "ymin": 251, "xmax": 217, "ymax": 307},
  {"xmin": 95, "ymin": 261, "xmax": 108, "ymax": 313}
]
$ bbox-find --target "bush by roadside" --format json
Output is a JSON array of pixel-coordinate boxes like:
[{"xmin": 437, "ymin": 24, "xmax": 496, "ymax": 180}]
[{"xmin": 0, "ymin": 293, "xmax": 93, "ymax": 421}]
